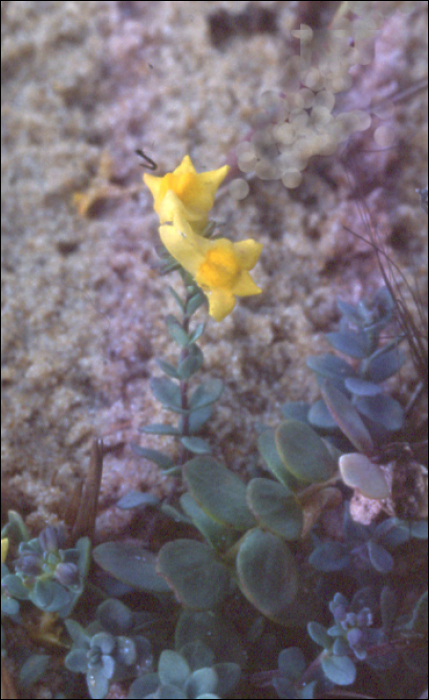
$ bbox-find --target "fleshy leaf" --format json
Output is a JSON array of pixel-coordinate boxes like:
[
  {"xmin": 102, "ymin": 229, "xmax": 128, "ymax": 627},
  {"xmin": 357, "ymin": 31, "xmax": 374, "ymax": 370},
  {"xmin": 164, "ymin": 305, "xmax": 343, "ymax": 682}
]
[
  {"xmin": 308, "ymin": 399, "xmax": 339, "ymax": 429},
  {"xmin": 157, "ymin": 539, "xmax": 230, "ymax": 610},
  {"xmin": 128, "ymin": 674, "xmax": 160, "ymax": 700},
  {"xmin": 277, "ymin": 647, "xmax": 306, "ymax": 681},
  {"xmin": 368, "ymin": 347, "xmax": 404, "ymax": 382},
  {"xmin": 130, "ymin": 444, "xmax": 174, "ymax": 470},
  {"xmin": 306, "ymin": 354, "xmax": 356, "ymax": 381},
  {"xmin": 186, "ymin": 291, "xmax": 206, "ymax": 316},
  {"xmin": 151, "ymin": 376, "xmax": 182, "ymax": 411},
  {"xmin": 177, "ymin": 344, "xmax": 204, "ymax": 380},
  {"xmin": 344, "ymin": 377, "xmax": 382, "ymax": 396},
  {"xmin": 184, "ymin": 456, "xmax": 256, "ymax": 530},
  {"xmin": 321, "ymin": 380, "xmax": 374, "ymax": 453},
  {"xmin": 339, "ymin": 453, "xmax": 390, "ymax": 499},
  {"xmin": 92, "ymin": 542, "xmax": 171, "ymax": 593},
  {"xmin": 180, "ymin": 493, "xmax": 238, "ymax": 551},
  {"xmin": 321, "ymin": 655, "xmax": 356, "ymax": 686},
  {"xmin": 116, "ymin": 491, "xmax": 160, "ymax": 509},
  {"xmin": 155, "ymin": 358, "xmax": 181, "ymax": 380},
  {"xmin": 257, "ymin": 429, "xmax": 298, "ymax": 490},
  {"xmin": 158, "ymin": 650, "xmax": 190, "ymax": 687},
  {"xmin": 139, "ymin": 423, "xmax": 180, "ymax": 436},
  {"xmin": 281, "ymin": 401, "xmax": 310, "ymax": 423},
  {"xmin": 367, "ymin": 541, "xmax": 393, "ymax": 573},
  {"xmin": 166, "ymin": 314, "xmax": 190, "ymax": 347},
  {"xmin": 355, "ymin": 394, "xmax": 404, "ymax": 431},
  {"xmin": 325, "ymin": 330, "xmax": 369, "ymax": 358},
  {"xmin": 188, "ymin": 405, "xmax": 213, "ymax": 434},
  {"xmin": 309, "ymin": 542, "xmax": 350, "ymax": 572},
  {"xmin": 180, "ymin": 436, "xmax": 211, "ymax": 454},
  {"xmin": 175, "ymin": 610, "xmax": 245, "ymax": 667},
  {"xmin": 189, "ymin": 379, "xmax": 224, "ymax": 410},
  {"xmin": 275, "ymin": 420, "xmax": 337, "ymax": 483},
  {"xmin": 307, "ymin": 621, "xmax": 331, "ymax": 649},
  {"xmin": 185, "ymin": 667, "xmax": 218, "ymax": 698},
  {"xmin": 246, "ymin": 478, "xmax": 302, "ymax": 540},
  {"xmin": 236, "ymin": 528, "xmax": 298, "ymax": 622}
]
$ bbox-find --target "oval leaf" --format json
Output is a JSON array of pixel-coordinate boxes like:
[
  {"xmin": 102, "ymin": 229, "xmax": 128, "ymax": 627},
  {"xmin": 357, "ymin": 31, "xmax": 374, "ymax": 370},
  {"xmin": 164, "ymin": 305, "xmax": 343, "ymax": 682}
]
[
  {"xmin": 184, "ymin": 457, "xmax": 256, "ymax": 530},
  {"xmin": 257, "ymin": 429, "xmax": 298, "ymax": 490},
  {"xmin": 344, "ymin": 377, "xmax": 382, "ymax": 396},
  {"xmin": 93, "ymin": 542, "xmax": 171, "ymax": 593},
  {"xmin": 321, "ymin": 380, "xmax": 374, "ymax": 453},
  {"xmin": 339, "ymin": 453, "xmax": 390, "ymax": 499},
  {"xmin": 246, "ymin": 479, "xmax": 303, "ymax": 540},
  {"xmin": 321, "ymin": 654, "xmax": 356, "ymax": 686},
  {"xmin": 355, "ymin": 394, "xmax": 404, "ymax": 431},
  {"xmin": 157, "ymin": 539, "xmax": 230, "ymax": 610},
  {"xmin": 236, "ymin": 528, "xmax": 298, "ymax": 622},
  {"xmin": 150, "ymin": 377, "xmax": 182, "ymax": 411},
  {"xmin": 275, "ymin": 420, "xmax": 337, "ymax": 483},
  {"xmin": 326, "ymin": 330, "xmax": 369, "ymax": 359}
]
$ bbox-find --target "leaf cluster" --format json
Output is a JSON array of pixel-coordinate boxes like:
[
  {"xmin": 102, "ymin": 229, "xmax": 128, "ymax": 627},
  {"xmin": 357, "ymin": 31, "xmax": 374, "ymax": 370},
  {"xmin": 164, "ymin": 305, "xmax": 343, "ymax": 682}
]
[
  {"xmin": 128, "ymin": 641, "xmax": 240, "ymax": 699},
  {"xmin": 1, "ymin": 514, "xmax": 90, "ymax": 619},
  {"xmin": 64, "ymin": 598, "xmax": 153, "ymax": 700},
  {"xmin": 131, "ymin": 275, "xmax": 223, "ymax": 476},
  {"xmin": 285, "ymin": 287, "xmax": 405, "ymax": 452}
]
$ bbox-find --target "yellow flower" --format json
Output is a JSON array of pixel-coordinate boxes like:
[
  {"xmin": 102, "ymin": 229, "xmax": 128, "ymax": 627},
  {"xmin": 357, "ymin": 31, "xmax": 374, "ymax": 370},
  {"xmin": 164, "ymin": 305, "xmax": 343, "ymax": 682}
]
[
  {"xmin": 159, "ymin": 211, "xmax": 263, "ymax": 321},
  {"xmin": 143, "ymin": 155, "xmax": 229, "ymax": 226},
  {"xmin": 1, "ymin": 538, "xmax": 9, "ymax": 563}
]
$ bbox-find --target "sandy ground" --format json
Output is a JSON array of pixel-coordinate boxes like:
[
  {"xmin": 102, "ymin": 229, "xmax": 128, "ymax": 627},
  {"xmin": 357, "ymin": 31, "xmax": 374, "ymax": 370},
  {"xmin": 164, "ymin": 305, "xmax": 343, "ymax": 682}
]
[{"xmin": 1, "ymin": 1, "xmax": 427, "ymax": 539}]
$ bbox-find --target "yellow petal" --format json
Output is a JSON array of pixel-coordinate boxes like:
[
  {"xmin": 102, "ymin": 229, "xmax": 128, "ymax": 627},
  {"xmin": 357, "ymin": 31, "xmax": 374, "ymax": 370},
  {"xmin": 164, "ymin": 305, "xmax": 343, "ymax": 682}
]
[
  {"xmin": 232, "ymin": 239, "xmax": 264, "ymax": 270},
  {"xmin": 1, "ymin": 538, "xmax": 9, "ymax": 563},
  {"xmin": 143, "ymin": 155, "xmax": 229, "ymax": 225},
  {"xmin": 158, "ymin": 220, "xmax": 204, "ymax": 277},
  {"xmin": 207, "ymin": 288, "xmax": 237, "ymax": 321},
  {"xmin": 233, "ymin": 271, "xmax": 263, "ymax": 297}
]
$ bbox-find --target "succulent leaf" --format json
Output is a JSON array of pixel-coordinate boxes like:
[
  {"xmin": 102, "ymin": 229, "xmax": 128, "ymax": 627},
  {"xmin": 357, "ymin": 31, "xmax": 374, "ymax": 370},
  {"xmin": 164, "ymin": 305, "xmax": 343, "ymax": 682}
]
[
  {"xmin": 236, "ymin": 528, "xmax": 298, "ymax": 622},
  {"xmin": 157, "ymin": 539, "xmax": 230, "ymax": 610},
  {"xmin": 184, "ymin": 457, "xmax": 256, "ymax": 530},
  {"xmin": 275, "ymin": 420, "xmax": 337, "ymax": 483}
]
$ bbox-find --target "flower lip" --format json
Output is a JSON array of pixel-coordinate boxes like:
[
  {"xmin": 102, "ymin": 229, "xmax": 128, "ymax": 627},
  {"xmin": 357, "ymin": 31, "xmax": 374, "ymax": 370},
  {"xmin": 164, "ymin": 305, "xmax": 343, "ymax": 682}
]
[
  {"xmin": 159, "ymin": 211, "xmax": 262, "ymax": 321},
  {"xmin": 143, "ymin": 155, "xmax": 230, "ymax": 225}
]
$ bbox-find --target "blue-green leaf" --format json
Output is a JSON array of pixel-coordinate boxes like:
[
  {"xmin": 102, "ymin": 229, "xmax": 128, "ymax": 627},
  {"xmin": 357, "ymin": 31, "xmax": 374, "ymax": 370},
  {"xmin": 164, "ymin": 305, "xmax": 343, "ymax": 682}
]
[
  {"xmin": 307, "ymin": 621, "xmax": 331, "ymax": 649},
  {"xmin": 177, "ymin": 345, "xmax": 204, "ymax": 380},
  {"xmin": 236, "ymin": 529, "xmax": 298, "ymax": 622},
  {"xmin": 130, "ymin": 444, "xmax": 174, "ymax": 470},
  {"xmin": 308, "ymin": 399, "xmax": 339, "ymax": 429},
  {"xmin": 116, "ymin": 490, "xmax": 160, "ymax": 509},
  {"xmin": 321, "ymin": 654, "xmax": 356, "ymax": 685},
  {"xmin": 345, "ymin": 377, "xmax": 382, "ymax": 396},
  {"xmin": 93, "ymin": 542, "xmax": 171, "ymax": 593},
  {"xmin": 275, "ymin": 420, "xmax": 337, "ymax": 483},
  {"xmin": 184, "ymin": 457, "xmax": 255, "ymax": 531},
  {"xmin": 189, "ymin": 322, "xmax": 205, "ymax": 344},
  {"xmin": 150, "ymin": 377, "xmax": 182, "ymax": 411},
  {"xmin": 157, "ymin": 540, "xmax": 230, "ymax": 610},
  {"xmin": 168, "ymin": 287, "xmax": 185, "ymax": 313},
  {"xmin": 19, "ymin": 654, "xmax": 51, "ymax": 689},
  {"xmin": 155, "ymin": 359, "xmax": 181, "ymax": 380},
  {"xmin": 186, "ymin": 291, "xmax": 206, "ymax": 316},
  {"xmin": 355, "ymin": 394, "xmax": 404, "ymax": 431},
  {"xmin": 139, "ymin": 423, "xmax": 180, "ymax": 436},
  {"xmin": 306, "ymin": 354, "xmax": 356, "ymax": 381},
  {"xmin": 189, "ymin": 379, "xmax": 223, "ymax": 410},
  {"xmin": 246, "ymin": 478, "xmax": 302, "ymax": 540},
  {"xmin": 188, "ymin": 405, "xmax": 213, "ymax": 434},
  {"xmin": 368, "ymin": 347, "xmax": 404, "ymax": 382},
  {"xmin": 180, "ymin": 436, "xmax": 211, "ymax": 454},
  {"xmin": 326, "ymin": 331, "xmax": 369, "ymax": 359},
  {"xmin": 321, "ymin": 380, "xmax": 374, "ymax": 453}
]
